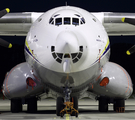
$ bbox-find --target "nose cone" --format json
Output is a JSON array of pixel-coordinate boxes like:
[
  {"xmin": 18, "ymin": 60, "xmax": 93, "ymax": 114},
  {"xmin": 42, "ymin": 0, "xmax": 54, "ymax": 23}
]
[
  {"xmin": 56, "ymin": 31, "xmax": 79, "ymax": 53},
  {"xmin": 63, "ymin": 59, "xmax": 71, "ymax": 73}
]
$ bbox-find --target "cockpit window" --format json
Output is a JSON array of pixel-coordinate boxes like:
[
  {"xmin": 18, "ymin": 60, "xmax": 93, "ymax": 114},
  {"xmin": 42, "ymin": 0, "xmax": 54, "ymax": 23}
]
[
  {"xmin": 74, "ymin": 14, "xmax": 80, "ymax": 17},
  {"xmin": 72, "ymin": 18, "xmax": 79, "ymax": 26},
  {"xmin": 49, "ymin": 14, "xmax": 85, "ymax": 26},
  {"xmin": 54, "ymin": 14, "xmax": 60, "ymax": 17},
  {"xmin": 81, "ymin": 17, "xmax": 85, "ymax": 24},
  {"xmin": 64, "ymin": 17, "xmax": 70, "ymax": 25},
  {"xmin": 49, "ymin": 17, "xmax": 54, "ymax": 24},
  {"xmin": 55, "ymin": 18, "xmax": 62, "ymax": 26}
]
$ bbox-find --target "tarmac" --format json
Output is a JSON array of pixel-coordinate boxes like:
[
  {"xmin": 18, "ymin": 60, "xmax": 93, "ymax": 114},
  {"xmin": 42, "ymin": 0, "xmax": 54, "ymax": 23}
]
[{"xmin": 0, "ymin": 98, "xmax": 135, "ymax": 120}]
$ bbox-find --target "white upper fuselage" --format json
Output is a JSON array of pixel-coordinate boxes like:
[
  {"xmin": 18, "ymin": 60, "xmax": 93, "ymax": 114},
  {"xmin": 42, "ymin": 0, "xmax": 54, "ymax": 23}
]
[{"xmin": 25, "ymin": 6, "xmax": 109, "ymax": 74}]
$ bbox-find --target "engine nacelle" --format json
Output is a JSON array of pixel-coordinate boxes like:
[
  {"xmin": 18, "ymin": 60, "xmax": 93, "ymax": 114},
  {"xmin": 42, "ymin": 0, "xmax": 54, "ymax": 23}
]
[
  {"xmin": 94, "ymin": 62, "xmax": 133, "ymax": 99},
  {"xmin": 2, "ymin": 62, "xmax": 44, "ymax": 99}
]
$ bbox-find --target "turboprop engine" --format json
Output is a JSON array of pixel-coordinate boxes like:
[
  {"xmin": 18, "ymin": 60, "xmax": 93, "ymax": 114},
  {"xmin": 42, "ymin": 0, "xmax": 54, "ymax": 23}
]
[{"xmin": 2, "ymin": 62, "xmax": 44, "ymax": 99}]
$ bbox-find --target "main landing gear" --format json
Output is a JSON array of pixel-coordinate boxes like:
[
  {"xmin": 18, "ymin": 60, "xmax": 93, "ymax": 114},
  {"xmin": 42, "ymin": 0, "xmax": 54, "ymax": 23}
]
[
  {"xmin": 11, "ymin": 98, "xmax": 22, "ymax": 113},
  {"xmin": 56, "ymin": 87, "xmax": 79, "ymax": 117},
  {"xmin": 98, "ymin": 96, "xmax": 125, "ymax": 113},
  {"xmin": 11, "ymin": 97, "xmax": 38, "ymax": 113}
]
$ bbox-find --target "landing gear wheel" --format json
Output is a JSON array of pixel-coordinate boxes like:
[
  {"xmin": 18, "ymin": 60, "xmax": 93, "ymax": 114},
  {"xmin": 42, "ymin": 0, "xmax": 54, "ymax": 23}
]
[
  {"xmin": 75, "ymin": 113, "xmax": 78, "ymax": 117},
  {"xmin": 71, "ymin": 96, "xmax": 78, "ymax": 116},
  {"xmin": 113, "ymin": 102, "xmax": 116, "ymax": 111},
  {"xmin": 99, "ymin": 96, "xmax": 108, "ymax": 112},
  {"xmin": 56, "ymin": 97, "xmax": 64, "ymax": 116},
  {"xmin": 11, "ymin": 99, "xmax": 22, "ymax": 113},
  {"xmin": 27, "ymin": 97, "xmax": 37, "ymax": 113},
  {"xmin": 60, "ymin": 113, "xmax": 64, "ymax": 117},
  {"xmin": 115, "ymin": 99, "xmax": 125, "ymax": 112}
]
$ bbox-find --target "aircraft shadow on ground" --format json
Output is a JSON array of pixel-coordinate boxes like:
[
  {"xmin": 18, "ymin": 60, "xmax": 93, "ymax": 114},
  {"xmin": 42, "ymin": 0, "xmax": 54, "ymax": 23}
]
[{"xmin": 1, "ymin": 110, "xmax": 135, "ymax": 114}]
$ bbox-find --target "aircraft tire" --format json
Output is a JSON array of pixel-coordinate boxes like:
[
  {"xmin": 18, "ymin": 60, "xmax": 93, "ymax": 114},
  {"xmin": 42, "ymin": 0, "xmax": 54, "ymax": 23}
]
[
  {"xmin": 11, "ymin": 99, "xmax": 22, "ymax": 113},
  {"xmin": 71, "ymin": 96, "xmax": 78, "ymax": 116},
  {"xmin": 113, "ymin": 102, "xmax": 116, "ymax": 111},
  {"xmin": 115, "ymin": 99, "xmax": 125, "ymax": 107},
  {"xmin": 27, "ymin": 97, "xmax": 37, "ymax": 113},
  {"xmin": 56, "ymin": 97, "xmax": 64, "ymax": 116},
  {"xmin": 99, "ymin": 96, "xmax": 108, "ymax": 112}
]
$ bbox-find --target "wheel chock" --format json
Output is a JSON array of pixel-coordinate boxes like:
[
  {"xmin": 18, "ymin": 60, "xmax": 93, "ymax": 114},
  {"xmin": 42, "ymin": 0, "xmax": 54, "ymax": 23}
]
[
  {"xmin": 116, "ymin": 107, "xmax": 125, "ymax": 113},
  {"xmin": 60, "ymin": 101, "xmax": 79, "ymax": 117}
]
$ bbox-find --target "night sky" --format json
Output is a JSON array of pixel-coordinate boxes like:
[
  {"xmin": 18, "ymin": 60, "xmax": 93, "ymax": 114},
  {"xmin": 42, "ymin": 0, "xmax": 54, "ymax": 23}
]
[{"xmin": 0, "ymin": 0, "xmax": 135, "ymax": 90}]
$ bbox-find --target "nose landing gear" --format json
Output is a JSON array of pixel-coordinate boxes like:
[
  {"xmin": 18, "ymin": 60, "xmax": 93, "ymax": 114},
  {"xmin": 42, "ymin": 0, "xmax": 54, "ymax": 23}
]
[
  {"xmin": 60, "ymin": 100, "xmax": 79, "ymax": 117},
  {"xmin": 56, "ymin": 86, "xmax": 79, "ymax": 117}
]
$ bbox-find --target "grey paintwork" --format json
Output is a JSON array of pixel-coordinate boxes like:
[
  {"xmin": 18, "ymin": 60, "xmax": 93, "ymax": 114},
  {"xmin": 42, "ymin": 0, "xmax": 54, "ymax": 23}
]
[
  {"xmin": 103, "ymin": 12, "xmax": 135, "ymax": 35},
  {"xmin": 24, "ymin": 45, "xmax": 132, "ymax": 99},
  {"xmin": 0, "ymin": 13, "xmax": 32, "ymax": 23},
  {"xmin": 0, "ymin": 12, "xmax": 43, "ymax": 36},
  {"xmin": 24, "ymin": 46, "xmax": 109, "ymax": 96},
  {"xmin": 89, "ymin": 62, "xmax": 133, "ymax": 99},
  {"xmin": 3, "ymin": 62, "xmax": 45, "ymax": 99}
]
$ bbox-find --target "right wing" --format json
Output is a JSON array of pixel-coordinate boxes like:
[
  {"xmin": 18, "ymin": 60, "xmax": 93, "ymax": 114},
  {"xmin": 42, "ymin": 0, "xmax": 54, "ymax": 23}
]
[{"xmin": 0, "ymin": 12, "xmax": 43, "ymax": 36}]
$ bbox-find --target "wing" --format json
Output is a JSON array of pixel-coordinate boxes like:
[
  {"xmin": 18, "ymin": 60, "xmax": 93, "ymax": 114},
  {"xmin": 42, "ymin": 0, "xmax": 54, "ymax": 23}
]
[
  {"xmin": 1, "ymin": 10, "xmax": 135, "ymax": 36},
  {"xmin": 92, "ymin": 12, "xmax": 135, "ymax": 36},
  {"xmin": 0, "ymin": 12, "xmax": 43, "ymax": 36}
]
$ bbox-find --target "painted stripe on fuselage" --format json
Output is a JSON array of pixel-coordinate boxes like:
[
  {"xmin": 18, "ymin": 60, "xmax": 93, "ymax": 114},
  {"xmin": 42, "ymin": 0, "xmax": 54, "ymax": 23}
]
[
  {"xmin": 25, "ymin": 39, "xmax": 110, "ymax": 68},
  {"xmin": 100, "ymin": 39, "xmax": 110, "ymax": 57},
  {"xmin": 25, "ymin": 46, "xmax": 41, "ymax": 64},
  {"xmin": 92, "ymin": 40, "xmax": 110, "ymax": 65}
]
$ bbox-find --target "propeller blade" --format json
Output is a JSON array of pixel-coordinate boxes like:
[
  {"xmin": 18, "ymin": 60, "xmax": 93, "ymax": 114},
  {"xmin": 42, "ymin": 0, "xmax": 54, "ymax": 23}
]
[
  {"xmin": 0, "ymin": 38, "xmax": 12, "ymax": 48},
  {"xmin": 121, "ymin": 17, "xmax": 135, "ymax": 26},
  {"xmin": 0, "ymin": 8, "xmax": 10, "ymax": 18},
  {"xmin": 126, "ymin": 45, "xmax": 135, "ymax": 55},
  {"xmin": 0, "ymin": 8, "xmax": 12, "ymax": 48}
]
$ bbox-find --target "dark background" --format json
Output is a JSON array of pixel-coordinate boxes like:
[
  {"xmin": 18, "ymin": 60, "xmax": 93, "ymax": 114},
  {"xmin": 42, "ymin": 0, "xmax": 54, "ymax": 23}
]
[{"xmin": 0, "ymin": 1, "xmax": 135, "ymax": 90}]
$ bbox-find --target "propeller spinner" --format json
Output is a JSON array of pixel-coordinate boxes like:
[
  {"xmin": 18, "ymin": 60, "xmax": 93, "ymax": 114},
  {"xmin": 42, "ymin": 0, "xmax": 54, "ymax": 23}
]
[
  {"xmin": 121, "ymin": 17, "xmax": 135, "ymax": 26},
  {"xmin": 126, "ymin": 45, "xmax": 135, "ymax": 55}
]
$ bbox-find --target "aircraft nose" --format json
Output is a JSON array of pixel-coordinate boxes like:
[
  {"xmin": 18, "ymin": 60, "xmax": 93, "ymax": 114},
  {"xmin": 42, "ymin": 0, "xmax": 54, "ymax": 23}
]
[
  {"xmin": 51, "ymin": 30, "xmax": 84, "ymax": 65},
  {"xmin": 56, "ymin": 31, "xmax": 79, "ymax": 53}
]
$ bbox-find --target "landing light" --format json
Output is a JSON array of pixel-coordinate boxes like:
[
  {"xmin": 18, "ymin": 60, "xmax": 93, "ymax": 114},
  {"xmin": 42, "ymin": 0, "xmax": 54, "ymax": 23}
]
[
  {"xmin": 100, "ymin": 77, "xmax": 109, "ymax": 87},
  {"xmin": 26, "ymin": 77, "xmax": 36, "ymax": 87}
]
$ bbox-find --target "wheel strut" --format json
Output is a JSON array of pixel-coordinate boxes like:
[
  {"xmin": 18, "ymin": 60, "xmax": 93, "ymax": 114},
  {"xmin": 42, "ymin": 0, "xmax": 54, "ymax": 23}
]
[{"xmin": 59, "ymin": 86, "xmax": 79, "ymax": 117}]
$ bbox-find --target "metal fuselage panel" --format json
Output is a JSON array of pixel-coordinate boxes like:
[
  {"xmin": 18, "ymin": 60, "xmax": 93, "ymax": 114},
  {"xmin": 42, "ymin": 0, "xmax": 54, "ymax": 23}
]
[
  {"xmin": 24, "ymin": 6, "xmax": 110, "ymax": 95},
  {"xmin": 25, "ymin": 50, "xmax": 110, "ymax": 94}
]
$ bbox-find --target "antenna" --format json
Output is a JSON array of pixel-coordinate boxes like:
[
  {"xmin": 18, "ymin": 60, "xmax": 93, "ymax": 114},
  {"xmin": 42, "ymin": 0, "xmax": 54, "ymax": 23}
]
[{"xmin": 65, "ymin": 1, "xmax": 67, "ymax": 6}]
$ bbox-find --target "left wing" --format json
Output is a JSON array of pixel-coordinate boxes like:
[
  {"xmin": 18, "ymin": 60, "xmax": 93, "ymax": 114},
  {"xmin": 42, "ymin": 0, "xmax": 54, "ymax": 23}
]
[{"xmin": 92, "ymin": 12, "xmax": 135, "ymax": 36}]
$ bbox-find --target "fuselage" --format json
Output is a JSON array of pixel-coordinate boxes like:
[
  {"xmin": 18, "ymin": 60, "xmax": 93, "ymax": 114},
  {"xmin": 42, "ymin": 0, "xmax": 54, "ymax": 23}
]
[{"xmin": 25, "ymin": 6, "xmax": 110, "ymax": 94}]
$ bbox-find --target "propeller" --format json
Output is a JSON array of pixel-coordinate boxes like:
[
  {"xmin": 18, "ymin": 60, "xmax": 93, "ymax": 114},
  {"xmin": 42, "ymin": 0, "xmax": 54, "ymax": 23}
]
[
  {"xmin": 121, "ymin": 18, "xmax": 135, "ymax": 55},
  {"xmin": 0, "ymin": 8, "xmax": 10, "ymax": 18},
  {"xmin": 0, "ymin": 8, "xmax": 12, "ymax": 48},
  {"xmin": 126, "ymin": 45, "xmax": 135, "ymax": 55},
  {"xmin": 121, "ymin": 17, "xmax": 135, "ymax": 26}
]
